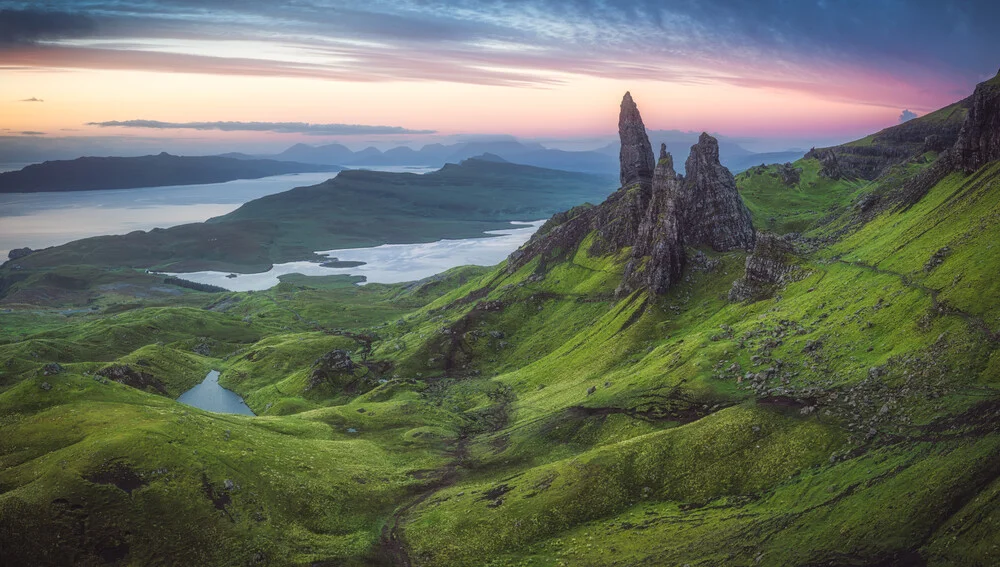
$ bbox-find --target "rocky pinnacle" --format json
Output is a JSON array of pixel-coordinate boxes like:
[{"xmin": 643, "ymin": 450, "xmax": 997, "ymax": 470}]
[
  {"xmin": 680, "ymin": 133, "xmax": 756, "ymax": 252},
  {"xmin": 619, "ymin": 92, "xmax": 655, "ymax": 189},
  {"xmin": 510, "ymin": 94, "xmax": 757, "ymax": 298}
]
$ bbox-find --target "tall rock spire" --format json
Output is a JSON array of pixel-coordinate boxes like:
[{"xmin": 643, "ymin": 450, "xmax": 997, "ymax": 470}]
[
  {"xmin": 679, "ymin": 133, "xmax": 756, "ymax": 251},
  {"xmin": 509, "ymin": 95, "xmax": 756, "ymax": 299},
  {"xmin": 619, "ymin": 92, "xmax": 655, "ymax": 189},
  {"xmin": 620, "ymin": 143, "xmax": 685, "ymax": 295}
]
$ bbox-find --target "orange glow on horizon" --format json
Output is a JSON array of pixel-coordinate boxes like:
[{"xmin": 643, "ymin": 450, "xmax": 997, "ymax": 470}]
[{"xmin": 1, "ymin": 67, "xmax": 933, "ymax": 146}]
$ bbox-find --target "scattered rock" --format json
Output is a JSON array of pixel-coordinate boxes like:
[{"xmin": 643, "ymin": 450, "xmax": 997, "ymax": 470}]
[
  {"xmin": 923, "ymin": 246, "xmax": 951, "ymax": 272},
  {"xmin": 40, "ymin": 381, "xmax": 52, "ymax": 391},
  {"xmin": 42, "ymin": 362, "xmax": 63, "ymax": 376}
]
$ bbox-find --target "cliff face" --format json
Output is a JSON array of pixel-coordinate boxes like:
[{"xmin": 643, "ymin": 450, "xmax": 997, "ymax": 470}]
[
  {"xmin": 804, "ymin": 96, "xmax": 973, "ymax": 181},
  {"xmin": 510, "ymin": 93, "xmax": 756, "ymax": 297},
  {"xmin": 954, "ymin": 73, "xmax": 1000, "ymax": 173}
]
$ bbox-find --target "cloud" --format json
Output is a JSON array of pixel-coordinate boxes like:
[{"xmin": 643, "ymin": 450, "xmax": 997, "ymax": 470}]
[
  {"xmin": 0, "ymin": 9, "xmax": 96, "ymax": 45},
  {"xmin": 3, "ymin": 1, "xmax": 999, "ymax": 109},
  {"xmin": 86, "ymin": 119, "xmax": 436, "ymax": 136},
  {"xmin": 899, "ymin": 109, "xmax": 918, "ymax": 123},
  {"xmin": 20, "ymin": 131, "xmax": 45, "ymax": 135},
  {"xmin": 19, "ymin": 97, "xmax": 44, "ymax": 102}
]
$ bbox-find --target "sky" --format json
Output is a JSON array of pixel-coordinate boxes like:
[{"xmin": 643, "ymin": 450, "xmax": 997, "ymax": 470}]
[{"xmin": 1, "ymin": 0, "xmax": 998, "ymax": 156}]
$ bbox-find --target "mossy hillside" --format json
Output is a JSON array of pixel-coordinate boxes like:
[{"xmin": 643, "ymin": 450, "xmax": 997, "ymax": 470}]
[
  {"xmin": 1, "ymin": 154, "xmax": 999, "ymax": 564},
  {"xmin": 404, "ymin": 404, "xmax": 844, "ymax": 565},
  {"xmin": 221, "ymin": 332, "xmax": 360, "ymax": 414},
  {"xmin": 0, "ymin": 372, "xmax": 452, "ymax": 566},
  {"xmin": 479, "ymin": 428, "xmax": 1000, "ymax": 567},
  {"xmin": 736, "ymin": 157, "xmax": 869, "ymax": 234},
  {"xmin": 368, "ymin": 162, "xmax": 999, "ymax": 564},
  {"xmin": 831, "ymin": 162, "xmax": 1000, "ymax": 327}
]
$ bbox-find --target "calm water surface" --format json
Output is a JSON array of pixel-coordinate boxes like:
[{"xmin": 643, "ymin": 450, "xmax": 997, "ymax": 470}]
[
  {"xmin": 177, "ymin": 370, "xmax": 255, "ymax": 415},
  {"xmin": 165, "ymin": 220, "xmax": 544, "ymax": 291},
  {"xmin": 0, "ymin": 165, "xmax": 439, "ymax": 258}
]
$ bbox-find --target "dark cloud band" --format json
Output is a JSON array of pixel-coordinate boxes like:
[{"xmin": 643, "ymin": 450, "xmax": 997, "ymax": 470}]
[{"xmin": 86, "ymin": 120, "xmax": 436, "ymax": 136}]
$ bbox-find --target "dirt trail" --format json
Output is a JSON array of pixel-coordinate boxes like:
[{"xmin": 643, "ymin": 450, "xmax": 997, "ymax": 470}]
[
  {"xmin": 836, "ymin": 259, "xmax": 998, "ymax": 342},
  {"xmin": 377, "ymin": 436, "xmax": 468, "ymax": 567}
]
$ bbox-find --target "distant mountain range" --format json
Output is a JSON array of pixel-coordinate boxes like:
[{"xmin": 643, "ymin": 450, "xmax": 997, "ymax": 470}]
[
  {"xmin": 0, "ymin": 153, "xmax": 342, "ymax": 193},
  {"xmin": 220, "ymin": 133, "xmax": 804, "ymax": 175}
]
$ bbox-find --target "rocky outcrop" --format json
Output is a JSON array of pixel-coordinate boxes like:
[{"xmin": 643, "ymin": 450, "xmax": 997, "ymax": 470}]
[
  {"xmin": 96, "ymin": 364, "xmax": 169, "ymax": 396},
  {"xmin": 620, "ymin": 144, "xmax": 685, "ymax": 295},
  {"xmin": 618, "ymin": 92, "xmax": 655, "ymax": 189},
  {"xmin": 307, "ymin": 349, "xmax": 357, "ymax": 390},
  {"xmin": 7, "ymin": 247, "xmax": 32, "ymax": 261},
  {"xmin": 678, "ymin": 133, "xmax": 756, "ymax": 252},
  {"xmin": 777, "ymin": 163, "xmax": 801, "ymax": 186},
  {"xmin": 953, "ymin": 73, "xmax": 1000, "ymax": 173},
  {"xmin": 728, "ymin": 233, "xmax": 800, "ymax": 302},
  {"xmin": 509, "ymin": 93, "xmax": 756, "ymax": 297},
  {"xmin": 805, "ymin": 147, "xmax": 844, "ymax": 179}
]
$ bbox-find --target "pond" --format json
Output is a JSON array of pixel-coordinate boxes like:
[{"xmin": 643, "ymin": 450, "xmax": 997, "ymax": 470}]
[{"xmin": 177, "ymin": 370, "xmax": 255, "ymax": 415}]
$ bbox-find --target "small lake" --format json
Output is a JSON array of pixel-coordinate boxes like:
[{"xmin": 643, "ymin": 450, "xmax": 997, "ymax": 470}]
[
  {"xmin": 164, "ymin": 220, "xmax": 544, "ymax": 291},
  {"xmin": 177, "ymin": 370, "xmax": 255, "ymax": 415},
  {"xmin": 0, "ymin": 165, "xmax": 439, "ymax": 259}
]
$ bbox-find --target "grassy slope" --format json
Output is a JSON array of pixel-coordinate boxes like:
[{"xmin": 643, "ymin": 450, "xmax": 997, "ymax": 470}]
[{"xmin": 0, "ymin": 150, "xmax": 998, "ymax": 565}]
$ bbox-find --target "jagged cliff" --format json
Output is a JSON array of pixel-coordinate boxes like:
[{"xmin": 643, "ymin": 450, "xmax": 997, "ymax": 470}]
[
  {"xmin": 953, "ymin": 72, "xmax": 1000, "ymax": 173},
  {"xmin": 855, "ymin": 71, "xmax": 1000, "ymax": 215},
  {"xmin": 510, "ymin": 93, "xmax": 755, "ymax": 296},
  {"xmin": 805, "ymin": 94, "xmax": 973, "ymax": 181}
]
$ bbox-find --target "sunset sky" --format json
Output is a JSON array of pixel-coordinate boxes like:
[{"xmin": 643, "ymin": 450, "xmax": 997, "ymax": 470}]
[{"xmin": 2, "ymin": 1, "xmax": 998, "ymax": 155}]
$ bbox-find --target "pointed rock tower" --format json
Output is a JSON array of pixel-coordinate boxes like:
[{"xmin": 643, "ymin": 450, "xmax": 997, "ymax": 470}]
[
  {"xmin": 620, "ymin": 143, "xmax": 685, "ymax": 295},
  {"xmin": 619, "ymin": 92, "xmax": 656, "ymax": 189},
  {"xmin": 679, "ymin": 133, "xmax": 756, "ymax": 251},
  {"xmin": 508, "ymin": 92, "xmax": 756, "ymax": 297}
]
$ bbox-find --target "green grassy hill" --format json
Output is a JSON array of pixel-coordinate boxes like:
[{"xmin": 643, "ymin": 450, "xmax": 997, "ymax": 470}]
[{"xmin": 1, "ymin": 77, "xmax": 999, "ymax": 566}]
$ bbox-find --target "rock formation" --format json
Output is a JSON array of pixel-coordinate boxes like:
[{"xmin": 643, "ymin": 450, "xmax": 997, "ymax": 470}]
[
  {"xmin": 953, "ymin": 72, "xmax": 1000, "ymax": 173},
  {"xmin": 509, "ymin": 92, "xmax": 757, "ymax": 297},
  {"xmin": 618, "ymin": 92, "xmax": 655, "ymax": 189},
  {"xmin": 7, "ymin": 247, "xmax": 32, "ymax": 261},
  {"xmin": 620, "ymin": 144, "xmax": 685, "ymax": 295},
  {"xmin": 678, "ymin": 133, "xmax": 756, "ymax": 252},
  {"xmin": 728, "ymin": 233, "xmax": 800, "ymax": 302}
]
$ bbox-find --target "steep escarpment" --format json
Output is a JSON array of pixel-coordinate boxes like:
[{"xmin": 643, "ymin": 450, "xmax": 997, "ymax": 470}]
[
  {"xmin": 953, "ymin": 72, "xmax": 1000, "ymax": 173},
  {"xmin": 852, "ymin": 72, "xmax": 1000, "ymax": 217},
  {"xmin": 805, "ymin": 95, "xmax": 972, "ymax": 180},
  {"xmin": 511, "ymin": 93, "xmax": 755, "ymax": 296}
]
